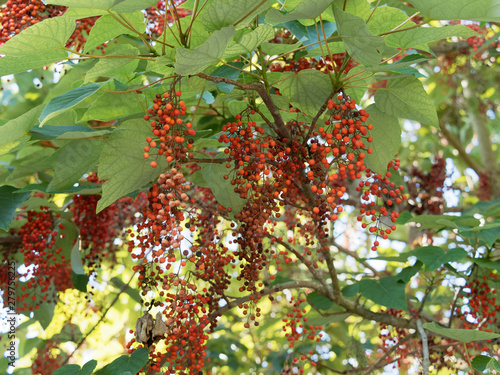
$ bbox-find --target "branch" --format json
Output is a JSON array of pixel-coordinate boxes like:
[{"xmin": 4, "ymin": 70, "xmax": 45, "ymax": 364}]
[
  {"xmin": 211, "ymin": 280, "xmax": 327, "ymax": 319},
  {"xmin": 417, "ymin": 319, "xmax": 430, "ymax": 375},
  {"xmin": 0, "ymin": 235, "xmax": 21, "ymax": 246},
  {"xmin": 197, "ymin": 73, "xmax": 290, "ymax": 141}
]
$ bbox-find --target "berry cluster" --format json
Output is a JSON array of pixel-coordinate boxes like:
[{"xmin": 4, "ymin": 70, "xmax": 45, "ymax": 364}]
[
  {"xmin": 406, "ymin": 157, "xmax": 446, "ymax": 215},
  {"xmin": 70, "ymin": 173, "xmax": 147, "ymax": 274},
  {"xmin": 0, "ymin": 1, "xmax": 98, "ymax": 50},
  {"xmin": 282, "ymin": 297, "xmax": 323, "ymax": 371},
  {"xmin": 31, "ymin": 339, "xmax": 66, "ymax": 375},
  {"xmin": 270, "ymin": 55, "xmax": 357, "ymax": 74},
  {"xmin": 17, "ymin": 208, "xmax": 72, "ymax": 312},
  {"xmin": 144, "ymin": 90, "xmax": 196, "ymax": 168}
]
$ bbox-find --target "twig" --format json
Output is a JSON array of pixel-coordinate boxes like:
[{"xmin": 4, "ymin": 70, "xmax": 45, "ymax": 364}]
[{"xmin": 417, "ymin": 319, "xmax": 430, "ymax": 375}]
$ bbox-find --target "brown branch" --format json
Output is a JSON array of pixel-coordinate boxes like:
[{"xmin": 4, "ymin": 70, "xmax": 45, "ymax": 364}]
[
  {"xmin": 0, "ymin": 235, "xmax": 21, "ymax": 246},
  {"xmin": 211, "ymin": 280, "xmax": 327, "ymax": 320}
]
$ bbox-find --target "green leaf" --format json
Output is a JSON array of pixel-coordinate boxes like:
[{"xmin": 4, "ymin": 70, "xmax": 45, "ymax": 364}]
[
  {"xmin": 367, "ymin": 6, "xmax": 409, "ymax": 36},
  {"xmin": 200, "ymin": 161, "xmax": 246, "ymax": 213},
  {"xmin": 472, "ymin": 355, "xmax": 500, "ymax": 372},
  {"xmin": 175, "ymin": 26, "xmax": 236, "ymax": 75},
  {"xmin": 39, "ymin": 84, "xmax": 102, "ymax": 126},
  {"xmin": 365, "ymin": 54, "xmax": 430, "ymax": 73},
  {"xmin": 0, "ymin": 186, "xmax": 30, "ymax": 231},
  {"xmin": 95, "ymin": 347, "xmax": 148, "ymax": 375},
  {"xmin": 353, "ymin": 263, "xmax": 421, "ymax": 309},
  {"xmin": 307, "ymin": 291, "xmax": 334, "ymax": 311},
  {"xmin": 358, "ymin": 276, "xmax": 407, "ymax": 310},
  {"xmin": 260, "ymin": 41, "xmax": 301, "ymax": 56},
  {"xmin": 72, "ymin": 273, "xmax": 89, "ymax": 293},
  {"xmin": 471, "ymin": 258, "xmax": 500, "ymax": 272},
  {"xmin": 374, "ymin": 76, "xmax": 438, "ymax": 127},
  {"xmin": 274, "ymin": 70, "xmax": 332, "ymax": 116},
  {"xmin": 332, "ymin": 5, "xmax": 385, "ymax": 67},
  {"xmin": 47, "ymin": 0, "xmax": 119, "ymax": 9},
  {"xmin": 81, "ymin": 92, "xmax": 145, "ymax": 122},
  {"xmin": 412, "ymin": 246, "xmax": 467, "ymax": 271},
  {"xmin": 34, "ymin": 290, "xmax": 56, "ymax": 329},
  {"xmin": 209, "ymin": 62, "xmax": 245, "ymax": 93},
  {"xmin": 385, "ymin": 25, "xmax": 478, "ymax": 50},
  {"xmin": 84, "ymin": 11, "xmax": 146, "ymax": 52},
  {"xmin": 0, "ymin": 105, "xmax": 43, "ymax": 156},
  {"xmin": 223, "ymin": 25, "xmax": 275, "ymax": 58},
  {"xmin": 97, "ymin": 119, "xmax": 168, "ymax": 212},
  {"xmin": 84, "ymin": 47, "xmax": 140, "ymax": 82},
  {"xmin": 422, "ymin": 322, "xmax": 500, "ymax": 342},
  {"xmin": 111, "ymin": 0, "xmax": 157, "ymax": 12},
  {"xmin": 406, "ymin": 0, "xmax": 500, "ymax": 22},
  {"xmin": 70, "ymin": 240, "xmax": 86, "ymax": 275},
  {"xmin": 265, "ymin": 0, "xmax": 334, "ymax": 24},
  {"xmin": 201, "ymin": 0, "xmax": 272, "ymax": 31},
  {"xmin": 53, "ymin": 360, "xmax": 98, "ymax": 375},
  {"xmin": 47, "ymin": 139, "xmax": 104, "ymax": 192},
  {"xmin": 364, "ymin": 104, "xmax": 401, "ymax": 175},
  {"xmin": 0, "ymin": 17, "xmax": 75, "ymax": 75}
]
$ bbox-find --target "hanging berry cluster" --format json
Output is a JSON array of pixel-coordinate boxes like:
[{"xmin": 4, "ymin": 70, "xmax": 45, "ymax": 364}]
[
  {"xmin": 144, "ymin": 90, "xmax": 196, "ymax": 168},
  {"xmin": 70, "ymin": 173, "xmax": 147, "ymax": 274},
  {"xmin": 17, "ymin": 208, "xmax": 72, "ymax": 312}
]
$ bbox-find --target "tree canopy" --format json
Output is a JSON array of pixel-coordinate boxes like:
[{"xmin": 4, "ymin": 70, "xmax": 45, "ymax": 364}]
[{"xmin": 1, "ymin": 0, "xmax": 500, "ymax": 374}]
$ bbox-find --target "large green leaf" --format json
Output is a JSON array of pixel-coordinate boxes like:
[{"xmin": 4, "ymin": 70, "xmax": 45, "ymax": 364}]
[
  {"xmin": 201, "ymin": 0, "xmax": 272, "ymax": 31},
  {"xmin": 364, "ymin": 104, "xmax": 401, "ymax": 175},
  {"xmin": 175, "ymin": 26, "xmax": 236, "ymax": 75},
  {"xmin": 223, "ymin": 25, "xmax": 275, "ymax": 58},
  {"xmin": 47, "ymin": 139, "xmax": 105, "ymax": 192},
  {"xmin": 39, "ymin": 84, "xmax": 102, "ymax": 126},
  {"xmin": 406, "ymin": 0, "xmax": 500, "ymax": 22},
  {"xmin": 472, "ymin": 355, "xmax": 500, "ymax": 372},
  {"xmin": 0, "ymin": 106, "xmax": 43, "ymax": 156},
  {"xmin": 274, "ymin": 69, "xmax": 332, "ymax": 116},
  {"xmin": 0, "ymin": 186, "xmax": 30, "ymax": 231},
  {"xmin": 412, "ymin": 246, "xmax": 467, "ymax": 271},
  {"xmin": 53, "ymin": 360, "xmax": 98, "ymax": 375},
  {"xmin": 94, "ymin": 347, "xmax": 149, "ymax": 375},
  {"xmin": 84, "ymin": 47, "xmax": 140, "ymax": 82},
  {"xmin": 366, "ymin": 6, "xmax": 409, "ymax": 36},
  {"xmin": 344, "ymin": 263, "xmax": 421, "ymax": 310},
  {"xmin": 0, "ymin": 17, "xmax": 74, "ymax": 75},
  {"xmin": 201, "ymin": 162, "xmax": 246, "ymax": 213},
  {"xmin": 111, "ymin": 0, "xmax": 157, "ymax": 12},
  {"xmin": 385, "ymin": 25, "xmax": 478, "ymax": 49},
  {"xmin": 47, "ymin": 0, "xmax": 119, "ymax": 9},
  {"xmin": 84, "ymin": 11, "xmax": 146, "ymax": 52},
  {"xmin": 423, "ymin": 322, "xmax": 500, "ymax": 342},
  {"xmin": 81, "ymin": 92, "xmax": 145, "ymax": 122},
  {"xmin": 332, "ymin": 5, "xmax": 385, "ymax": 67},
  {"xmin": 265, "ymin": 0, "xmax": 334, "ymax": 24},
  {"xmin": 97, "ymin": 119, "xmax": 168, "ymax": 212},
  {"xmin": 374, "ymin": 76, "xmax": 438, "ymax": 127}
]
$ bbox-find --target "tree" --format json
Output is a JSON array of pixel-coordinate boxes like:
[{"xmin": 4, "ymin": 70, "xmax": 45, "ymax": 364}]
[{"xmin": 1, "ymin": 0, "xmax": 500, "ymax": 374}]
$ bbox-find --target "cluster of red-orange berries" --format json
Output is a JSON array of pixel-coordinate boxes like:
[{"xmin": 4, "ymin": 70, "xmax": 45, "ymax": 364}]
[
  {"xmin": 144, "ymin": 90, "xmax": 196, "ymax": 168},
  {"xmin": 70, "ymin": 173, "xmax": 147, "ymax": 274},
  {"xmin": 17, "ymin": 208, "xmax": 72, "ymax": 312}
]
